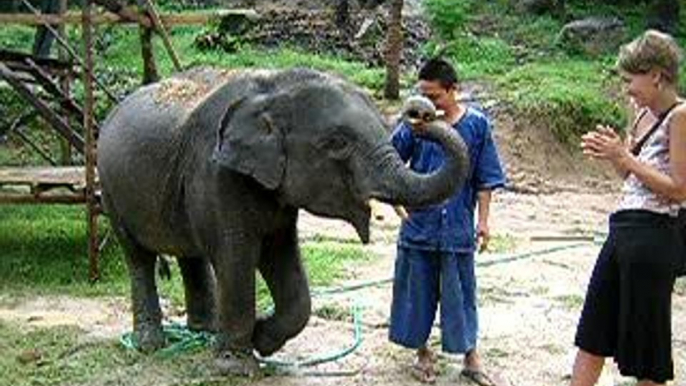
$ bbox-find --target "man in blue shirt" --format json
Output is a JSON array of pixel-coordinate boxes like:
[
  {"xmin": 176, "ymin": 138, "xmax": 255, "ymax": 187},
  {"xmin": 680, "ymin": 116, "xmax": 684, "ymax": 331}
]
[{"xmin": 389, "ymin": 58, "xmax": 506, "ymax": 385}]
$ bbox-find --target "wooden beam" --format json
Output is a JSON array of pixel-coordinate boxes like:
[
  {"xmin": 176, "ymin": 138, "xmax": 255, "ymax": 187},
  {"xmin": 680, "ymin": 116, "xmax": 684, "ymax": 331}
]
[
  {"xmin": 0, "ymin": 9, "xmax": 259, "ymax": 26},
  {"xmin": 0, "ymin": 167, "xmax": 88, "ymax": 187},
  {"xmin": 0, "ymin": 193, "xmax": 86, "ymax": 204},
  {"xmin": 143, "ymin": 0, "xmax": 182, "ymax": 71}
]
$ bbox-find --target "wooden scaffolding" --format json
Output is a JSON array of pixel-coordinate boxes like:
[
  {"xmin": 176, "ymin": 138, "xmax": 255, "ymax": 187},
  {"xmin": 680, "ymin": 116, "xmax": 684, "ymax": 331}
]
[{"xmin": 0, "ymin": 1, "xmax": 256, "ymax": 280}]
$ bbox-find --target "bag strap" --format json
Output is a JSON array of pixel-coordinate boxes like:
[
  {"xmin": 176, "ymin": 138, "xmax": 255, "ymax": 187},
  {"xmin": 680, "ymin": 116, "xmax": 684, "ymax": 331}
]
[{"xmin": 630, "ymin": 102, "xmax": 681, "ymax": 156}]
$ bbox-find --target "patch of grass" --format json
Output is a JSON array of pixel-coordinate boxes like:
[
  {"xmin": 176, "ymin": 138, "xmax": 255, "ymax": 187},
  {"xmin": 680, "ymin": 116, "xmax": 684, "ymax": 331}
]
[
  {"xmin": 486, "ymin": 233, "xmax": 518, "ymax": 254},
  {"xmin": 0, "ymin": 205, "xmax": 130, "ymax": 296},
  {"xmin": 539, "ymin": 343, "xmax": 565, "ymax": 355},
  {"xmin": 0, "ymin": 321, "xmax": 133, "ymax": 386},
  {"xmin": 485, "ymin": 347, "xmax": 510, "ymax": 359},
  {"xmin": 423, "ymin": 0, "xmax": 475, "ymax": 40},
  {"xmin": 0, "ymin": 25, "xmax": 33, "ymax": 52},
  {"xmin": 313, "ymin": 303, "xmax": 351, "ymax": 322},
  {"xmin": 0, "ymin": 319, "xmax": 250, "ymax": 386},
  {"xmin": 0, "ymin": 205, "xmax": 374, "ymax": 308},
  {"xmin": 554, "ymin": 294, "xmax": 585, "ymax": 310},
  {"xmin": 301, "ymin": 241, "xmax": 373, "ymax": 287},
  {"xmin": 495, "ymin": 59, "xmax": 626, "ymax": 145}
]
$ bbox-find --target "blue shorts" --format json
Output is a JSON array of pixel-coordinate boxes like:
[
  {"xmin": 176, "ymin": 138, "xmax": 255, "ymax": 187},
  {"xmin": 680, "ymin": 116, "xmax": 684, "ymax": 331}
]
[{"xmin": 389, "ymin": 246, "xmax": 478, "ymax": 353}]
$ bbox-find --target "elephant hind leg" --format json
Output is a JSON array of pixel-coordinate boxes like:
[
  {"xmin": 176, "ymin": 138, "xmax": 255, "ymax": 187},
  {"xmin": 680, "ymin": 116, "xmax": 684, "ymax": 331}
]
[
  {"xmin": 177, "ymin": 257, "xmax": 218, "ymax": 332},
  {"xmin": 104, "ymin": 196, "xmax": 165, "ymax": 351}
]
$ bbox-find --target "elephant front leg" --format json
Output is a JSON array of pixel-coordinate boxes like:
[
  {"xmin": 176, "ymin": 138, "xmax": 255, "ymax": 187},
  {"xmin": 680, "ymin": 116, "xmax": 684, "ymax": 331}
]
[
  {"xmin": 253, "ymin": 223, "xmax": 311, "ymax": 357},
  {"xmin": 213, "ymin": 246, "xmax": 260, "ymax": 376}
]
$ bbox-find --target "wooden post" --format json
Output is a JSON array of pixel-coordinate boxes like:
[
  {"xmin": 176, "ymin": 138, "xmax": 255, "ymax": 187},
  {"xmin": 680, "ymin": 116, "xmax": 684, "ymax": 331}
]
[
  {"xmin": 139, "ymin": 25, "xmax": 159, "ymax": 84},
  {"xmin": 83, "ymin": 0, "xmax": 100, "ymax": 281},
  {"xmin": 58, "ymin": 0, "xmax": 72, "ymax": 165},
  {"xmin": 143, "ymin": 0, "xmax": 182, "ymax": 72}
]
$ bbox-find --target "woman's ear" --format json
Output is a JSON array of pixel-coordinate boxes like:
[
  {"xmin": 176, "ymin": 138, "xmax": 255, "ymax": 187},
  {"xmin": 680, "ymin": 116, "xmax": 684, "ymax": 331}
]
[
  {"xmin": 212, "ymin": 95, "xmax": 286, "ymax": 190},
  {"xmin": 649, "ymin": 68, "xmax": 664, "ymax": 89}
]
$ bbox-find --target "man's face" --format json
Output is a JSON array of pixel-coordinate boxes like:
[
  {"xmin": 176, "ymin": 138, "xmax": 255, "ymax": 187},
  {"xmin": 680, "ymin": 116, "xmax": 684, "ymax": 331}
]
[{"xmin": 418, "ymin": 79, "xmax": 455, "ymax": 112}]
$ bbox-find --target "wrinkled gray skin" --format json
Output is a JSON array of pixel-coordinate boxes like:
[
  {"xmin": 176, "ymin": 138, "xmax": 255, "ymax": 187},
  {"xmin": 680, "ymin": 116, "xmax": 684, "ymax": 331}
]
[{"xmin": 97, "ymin": 67, "xmax": 468, "ymax": 375}]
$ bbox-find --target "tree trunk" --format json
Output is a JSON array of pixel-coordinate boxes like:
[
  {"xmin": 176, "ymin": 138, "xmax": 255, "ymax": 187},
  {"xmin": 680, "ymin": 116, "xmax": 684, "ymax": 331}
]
[
  {"xmin": 383, "ymin": 0, "xmax": 403, "ymax": 100},
  {"xmin": 335, "ymin": 0, "xmax": 350, "ymax": 29},
  {"xmin": 647, "ymin": 0, "xmax": 680, "ymax": 34}
]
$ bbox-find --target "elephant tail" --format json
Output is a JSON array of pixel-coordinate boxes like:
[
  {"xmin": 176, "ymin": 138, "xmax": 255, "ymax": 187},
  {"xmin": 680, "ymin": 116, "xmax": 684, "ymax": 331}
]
[{"xmin": 157, "ymin": 255, "xmax": 174, "ymax": 281}]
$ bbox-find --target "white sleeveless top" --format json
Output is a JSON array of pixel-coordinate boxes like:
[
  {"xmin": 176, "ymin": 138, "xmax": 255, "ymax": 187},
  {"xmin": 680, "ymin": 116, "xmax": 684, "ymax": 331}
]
[{"xmin": 618, "ymin": 110, "xmax": 685, "ymax": 216}]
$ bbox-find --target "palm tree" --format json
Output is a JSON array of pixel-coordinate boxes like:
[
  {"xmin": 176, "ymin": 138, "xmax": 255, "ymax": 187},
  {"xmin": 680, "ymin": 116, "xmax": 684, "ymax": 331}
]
[{"xmin": 384, "ymin": 0, "xmax": 403, "ymax": 99}]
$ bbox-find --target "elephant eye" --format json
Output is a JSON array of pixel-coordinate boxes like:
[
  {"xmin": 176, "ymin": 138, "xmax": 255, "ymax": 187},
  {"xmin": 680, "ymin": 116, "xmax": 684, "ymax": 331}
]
[{"xmin": 319, "ymin": 131, "xmax": 352, "ymax": 159}]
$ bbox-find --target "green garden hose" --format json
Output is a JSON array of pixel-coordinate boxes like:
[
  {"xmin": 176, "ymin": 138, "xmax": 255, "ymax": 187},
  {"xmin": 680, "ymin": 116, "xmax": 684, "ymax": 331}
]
[{"xmin": 120, "ymin": 239, "xmax": 603, "ymax": 365}]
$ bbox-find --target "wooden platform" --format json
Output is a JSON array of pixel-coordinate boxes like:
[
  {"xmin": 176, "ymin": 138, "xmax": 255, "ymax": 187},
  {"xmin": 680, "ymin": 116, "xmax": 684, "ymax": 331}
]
[{"xmin": 0, "ymin": 166, "xmax": 98, "ymax": 204}]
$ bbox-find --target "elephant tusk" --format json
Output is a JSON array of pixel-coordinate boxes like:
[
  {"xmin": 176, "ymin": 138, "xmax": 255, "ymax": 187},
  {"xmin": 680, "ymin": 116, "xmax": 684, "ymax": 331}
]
[
  {"xmin": 393, "ymin": 205, "xmax": 408, "ymax": 220},
  {"xmin": 367, "ymin": 199, "xmax": 408, "ymax": 221}
]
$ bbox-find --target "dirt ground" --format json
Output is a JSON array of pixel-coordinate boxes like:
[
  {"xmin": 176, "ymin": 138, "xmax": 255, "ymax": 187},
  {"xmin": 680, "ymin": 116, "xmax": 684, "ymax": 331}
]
[{"xmin": 3, "ymin": 107, "xmax": 686, "ymax": 386}]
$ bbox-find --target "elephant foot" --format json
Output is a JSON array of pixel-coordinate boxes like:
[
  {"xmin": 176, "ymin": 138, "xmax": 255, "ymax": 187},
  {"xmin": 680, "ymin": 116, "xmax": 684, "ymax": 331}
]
[
  {"xmin": 215, "ymin": 349, "xmax": 259, "ymax": 377},
  {"xmin": 136, "ymin": 325, "xmax": 166, "ymax": 352},
  {"xmin": 252, "ymin": 319, "xmax": 286, "ymax": 357}
]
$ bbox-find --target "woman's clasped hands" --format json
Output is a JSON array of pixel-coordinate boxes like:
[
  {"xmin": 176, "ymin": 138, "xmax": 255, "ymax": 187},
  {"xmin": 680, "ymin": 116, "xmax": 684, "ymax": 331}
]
[{"xmin": 580, "ymin": 125, "xmax": 630, "ymax": 164}]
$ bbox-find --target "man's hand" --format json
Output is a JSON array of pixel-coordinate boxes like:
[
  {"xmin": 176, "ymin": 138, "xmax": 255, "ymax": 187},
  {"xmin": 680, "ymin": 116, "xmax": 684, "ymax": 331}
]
[{"xmin": 476, "ymin": 222, "xmax": 490, "ymax": 253}]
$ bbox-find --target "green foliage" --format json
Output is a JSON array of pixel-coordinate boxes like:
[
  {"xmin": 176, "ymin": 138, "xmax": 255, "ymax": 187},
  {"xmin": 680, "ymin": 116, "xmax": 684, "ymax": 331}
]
[
  {"xmin": 427, "ymin": 35, "xmax": 515, "ymax": 79},
  {"xmin": 421, "ymin": 0, "xmax": 641, "ymax": 145},
  {"xmin": 496, "ymin": 60, "xmax": 626, "ymax": 144},
  {"xmin": 0, "ymin": 25, "xmax": 33, "ymax": 52},
  {"xmin": 423, "ymin": 0, "xmax": 475, "ymax": 40}
]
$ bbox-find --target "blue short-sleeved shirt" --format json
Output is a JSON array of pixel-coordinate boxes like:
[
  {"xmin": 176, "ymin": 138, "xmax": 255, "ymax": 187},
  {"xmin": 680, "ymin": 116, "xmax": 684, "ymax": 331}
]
[{"xmin": 391, "ymin": 106, "xmax": 506, "ymax": 252}]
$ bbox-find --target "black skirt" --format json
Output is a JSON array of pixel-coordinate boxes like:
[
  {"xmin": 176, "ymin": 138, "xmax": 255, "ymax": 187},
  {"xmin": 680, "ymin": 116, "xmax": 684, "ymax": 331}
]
[{"xmin": 575, "ymin": 209, "xmax": 684, "ymax": 383}]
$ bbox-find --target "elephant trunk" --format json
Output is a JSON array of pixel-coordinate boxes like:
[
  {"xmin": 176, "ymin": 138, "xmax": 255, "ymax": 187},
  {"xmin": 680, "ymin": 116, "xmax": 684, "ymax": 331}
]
[{"xmin": 369, "ymin": 121, "xmax": 469, "ymax": 208}]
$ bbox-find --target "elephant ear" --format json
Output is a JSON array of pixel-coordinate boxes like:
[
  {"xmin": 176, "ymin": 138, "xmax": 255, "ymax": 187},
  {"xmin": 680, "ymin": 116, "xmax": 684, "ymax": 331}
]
[{"xmin": 212, "ymin": 94, "xmax": 286, "ymax": 190}]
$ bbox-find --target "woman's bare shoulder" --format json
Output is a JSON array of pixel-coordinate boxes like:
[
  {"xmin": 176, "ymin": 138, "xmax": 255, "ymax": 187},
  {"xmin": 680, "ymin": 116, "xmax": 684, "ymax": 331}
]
[{"xmin": 670, "ymin": 103, "xmax": 686, "ymax": 133}]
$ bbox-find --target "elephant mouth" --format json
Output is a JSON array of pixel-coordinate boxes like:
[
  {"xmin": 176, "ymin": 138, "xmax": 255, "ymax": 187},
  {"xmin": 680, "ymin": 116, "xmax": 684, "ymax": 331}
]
[{"xmin": 350, "ymin": 204, "xmax": 371, "ymax": 244}]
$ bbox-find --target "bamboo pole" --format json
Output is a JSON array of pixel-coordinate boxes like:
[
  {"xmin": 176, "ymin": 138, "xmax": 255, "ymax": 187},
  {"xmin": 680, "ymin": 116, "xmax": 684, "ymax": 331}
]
[
  {"xmin": 142, "ymin": 0, "xmax": 182, "ymax": 71},
  {"xmin": 83, "ymin": 0, "xmax": 100, "ymax": 282},
  {"xmin": 58, "ymin": 0, "xmax": 72, "ymax": 165}
]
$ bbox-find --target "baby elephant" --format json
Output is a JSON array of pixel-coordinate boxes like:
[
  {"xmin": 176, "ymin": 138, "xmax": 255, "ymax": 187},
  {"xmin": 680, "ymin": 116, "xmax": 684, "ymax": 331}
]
[{"xmin": 97, "ymin": 67, "xmax": 469, "ymax": 375}]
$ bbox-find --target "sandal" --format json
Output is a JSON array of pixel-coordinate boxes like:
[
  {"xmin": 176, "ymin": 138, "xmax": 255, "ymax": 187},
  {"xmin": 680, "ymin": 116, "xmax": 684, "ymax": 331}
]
[{"xmin": 461, "ymin": 368, "xmax": 497, "ymax": 386}]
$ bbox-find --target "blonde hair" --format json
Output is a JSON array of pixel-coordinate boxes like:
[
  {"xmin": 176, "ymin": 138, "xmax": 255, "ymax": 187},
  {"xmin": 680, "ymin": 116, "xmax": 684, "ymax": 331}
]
[{"xmin": 617, "ymin": 29, "xmax": 682, "ymax": 85}]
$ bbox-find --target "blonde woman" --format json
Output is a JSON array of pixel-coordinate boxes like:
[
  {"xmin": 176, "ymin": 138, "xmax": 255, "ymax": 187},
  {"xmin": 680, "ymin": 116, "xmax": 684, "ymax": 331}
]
[{"xmin": 572, "ymin": 30, "xmax": 686, "ymax": 386}]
